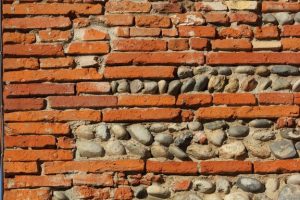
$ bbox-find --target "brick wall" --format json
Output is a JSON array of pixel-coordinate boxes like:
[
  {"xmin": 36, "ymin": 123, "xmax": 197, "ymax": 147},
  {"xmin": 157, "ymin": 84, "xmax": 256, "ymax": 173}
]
[{"xmin": 3, "ymin": 0, "xmax": 300, "ymax": 199}]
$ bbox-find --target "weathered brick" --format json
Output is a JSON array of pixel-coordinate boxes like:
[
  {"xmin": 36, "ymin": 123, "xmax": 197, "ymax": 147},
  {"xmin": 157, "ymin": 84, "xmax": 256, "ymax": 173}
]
[
  {"xmin": 171, "ymin": 13, "xmax": 204, "ymax": 26},
  {"xmin": 282, "ymin": 38, "xmax": 300, "ymax": 51},
  {"xmin": 262, "ymin": 2, "xmax": 300, "ymax": 12},
  {"xmin": 219, "ymin": 25, "xmax": 253, "ymax": 38},
  {"xmin": 77, "ymin": 82, "xmax": 111, "ymax": 94},
  {"xmin": 146, "ymin": 161, "xmax": 198, "ymax": 175},
  {"xmin": 213, "ymin": 93, "xmax": 256, "ymax": 105},
  {"xmin": 200, "ymin": 161, "xmax": 252, "ymax": 175},
  {"xmin": 152, "ymin": 3, "xmax": 182, "ymax": 13},
  {"xmin": 104, "ymin": 66, "xmax": 175, "ymax": 79},
  {"xmin": 6, "ymin": 122, "xmax": 70, "ymax": 135},
  {"xmin": 114, "ymin": 187, "xmax": 133, "ymax": 200},
  {"xmin": 4, "ymin": 162, "xmax": 38, "ymax": 174},
  {"xmin": 4, "ymin": 189, "xmax": 51, "ymax": 200},
  {"xmin": 73, "ymin": 186, "xmax": 110, "ymax": 199},
  {"xmin": 190, "ymin": 38, "xmax": 208, "ymax": 50},
  {"xmin": 118, "ymin": 95, "xmax": 175, "ymax": 107},
  {"xmin": 4, "ymin": 44, "xmax": 64, "ymax": 56},
  {"xmin": 211, "ymin": 39, "xmax": 252, "ymax": 51},
  {"xmin": 3, "ymin": 17, "xmax": 71, "ymax": 29},
  {"xmin": 73, "ymin": 18, "xmax": 90, "ymax": 28},
  {"xmin": 39, "ymin": 57, "xmax": 74, "ymax": 69},
  {"xmin": 105, "ymin": 14, "xmax": 134, "ymax": 26},
  {"xmin": 173, "ymin": 180, "xmax": 191, "ymax": 192},
  {"xmin": 106, "ymin": 1, "xmax": 151, "ymax": 13},
  {"xmin": 178, "ymin": 26, "xmax": 216, "ymax": 38},
  {"xmin": 4, "ymin": 150, "xmax": 73, "ymax": 161},
  {"xmin": 130, "ymin": 27, "xmax": 161, "ymax": 37},
  {"xmin": 3, "ymin": 32, "xmax": 35, "ymax": 44},
  {"xmin": 73, "ymin": 173, "xmax": 114, "ymax": 186},
  {"xmin": 3, "ymin": 58, "xmax": 39, "ymax": 71},
  {"xmin": 204, "ymin": 12, "xmax": 229, "ymax": 24},
  {"xmin": 75, "ymin": 28, "xmax": 109, "ymax": 41},
  {"xmin": 226, "ymin": 1, "xmax": 258, "ymax": 11},
  {"xmin": 57, "ymin": 137, "xmax": 75, "ymax": 149},
  {"xmin": 276, "ymin": 117, "xmax": 295, "ymax": 129},
  {"xmin": 195, "ymin": 2, "xmax": 228, "ymax": 11},
  {"xmin": 5, "ymin": 135, "xmax": 56, "ymax": 148},
  {"xmin": 65, "ymin": 42, "xmax": 109, "ymax": 55},
  {"xmin": 49, "ymin": 96, "xmax": 117, "ymax": 109},
  {"xmin": 257, "ymin": 93, "xmax": 294, "ymax": 105},
  {"xmin": 113, "ymin": 39, "xmax": 167, "ymax": 51},
  {"xmin": 136, "ymin": 15, "xmax": 171, "ymax": 28},
  {"xmin": 39, "ymin": 30, "xmax": 72, "ymax": 42},
  {"xmin": 103, "ymin": 108, "xmax": 181, "ymax": 122},
  {"xmin": 44, "ymin": 160, "xmax": 144, "ymax": 174},
  {"xmin": 282, "ymin": 25, "xmax": 300, "ymax": 37},
  {"xmin": 4, "ymin": 98, "xmax": 45, "ymax": 111},
  {"xmin": 254, "ymin": 160, "xmax": 300, "ymax": 174},
  {"xmin": 162, "ymin": 29, "xmax": 178, "ymax": 37},
  {"xmin": 255, "ymin": 26, "xmax": 279, "ymax": 39},
  {"xmin": 168, "ymin": 39, "xmax": 189, "ymax": 51},
  {"xmin": 176, "ymin": 94, "xmax": 212, "ymax": 106},
  {"xmin": 229, "ymin": 11, "xmax": 258, "ymax": 23}
]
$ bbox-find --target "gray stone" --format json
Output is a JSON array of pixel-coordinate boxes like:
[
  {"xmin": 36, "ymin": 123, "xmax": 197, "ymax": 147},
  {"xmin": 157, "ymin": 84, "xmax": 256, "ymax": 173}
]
[
  {"xmin": 253, "ymin": 194, "xmax": 271, "ymax": 200},
  {"xmin": 224, "ymin": 192, "xmax": 250, "ymax": 200},
  {"xmin": 147, "ymin": 185, "xmax": 170, "ymax": 199},
  {"xmin": 117, "ymin": 79, "xmax": 129, "ymax": 93},
  {"xmin": 53, "ymin": 191, "xmax": 68, "ymax": 200},
  {"xmin": 295, "ymin": 141, "xmax": 300, "ymax": 150},
  {"xmin": 224, "ymin": 78, "xmax": 239, "ymax": 93},
  {"xmin": 271, "ymin": 65, "xmax": 298, "ymax": 76},
  {"xmin": 278, "ymin": 184, "xmax": 300, "ymax": 200},
  {"xmin": 280, "ymin": 128, "xmax": 300, "ymax": 140},
  {"xmin": 269, "ymin": 139, "xmax": 296, "ymax": 159},
  {"xmin": 134, "ymin": 186, "xmax": 147, "ymax": 199},
  {"xmin": 187, "ymin": 144, "xmax": 216, "ymax": 160},
  {"xmin": 168, "ymin": 123, "xmax": 186, "ymax": 132},
  {"xmin": 130, "ymin": 79, "xmax": 143, "ymax": 93},
  {"xmin": 77, "ymin": 140, "xmax": 104, "ymax": 158},
  {"xmin": 167, "ymin": 80, "xmax": 182, "ymax": 95},
  {"xmin": 235, "ymin": 66, "xmax": 255, "ymax": 75},
  {"xmin": 151, "ymin": 144, "xmax": 171, "ymax": 158},
  {"xmin": 237, "ymin": 177, "xmax": 264, "ymax": 193},
  {"xmin": 287, "ymin": 174, "xmax": 300, "ymax": 185},
  {"xmin": 252, "ymin": 130, "xmax": 275, "ymax": 141},
  {"xmin": 266, "ymin": 178, "xmax": 279, "ymax": 193},
  {"xmin": 272, "ymin": 78, "xmax": 291, "ymax": 91},
  {"xmin": 244, "ymin": 138, "xmax": 271, "ymax": 158},
  {"xmin": 124, "ymin": 140, "xmax": 150, "ymax": 158},
  {"xmin": 174, "ymin": 132, "xmax": 193, "ymax": 148},
  {"xmin": 193, "ymin": 66, "xmax": 210, "ymax": 75},
  {"xmin": 173, "ymin": 193, "xmax": 202, "ymax": 200},
  {"xmin": 228, "ymin": 126, "xmax": 249, "ymax": 137},
  {"xmin": 194, "ymin": 179, "xmax": 215, "ymax": 193},
  {"xmin": 95, "ymin": 124, "xmax": 110, "ymax": 141},
  {"xmin": 208, "ymin": 75, "xmax": 226, "ymax": 92},
  {"xmin": 75, "ymin": 125, "xmax": 94, "ymax": 140},
  {"xmin": 262, "ymin": 14, "xmax": 277, "ymax": 24},
  {"xmin": 154, "ymin": 133, "xmax": 173, "ymax": 146},
  {"xmin": 194, "ymin": 75, "xmax": 209, "ymax": 91},
  {"xmin": 181, "ymin": 78, "xmax": 195, "ymax": 93},
  {"xmin": 292, "ymin": 79, "xmax": 300, "ymax": 92},
  {"xmin": 127, "ymin": 124, "xmax": 153, "ymax": 146},
  {"xmin": 178, "ymin": 66, "xmax": 193, "ymax": 78},
  {"xmin": 111, "ymin": 81, "xmax": 118, "ymax": 93},
  {"xmin": 274, "ymin": 12, "xmax": 293, "ymax": 25},
  {"xmin": 218, "ymin": 67, "xmax": 232, "ymax": 76},
  {"xmin": 209, "ymin": 69, "xmax": 218, "ymax": 76},
  {"xmin": 249, "ymin": 119, "xmax": 273, "ymax": 128},
  {"xmin": 143, "ymin": 81, "xmax": 158, "ymax": 94},
  {"xmin": 258, "ymin": 79, "xmax": 272, "ymax": 91},
  {"xmin": 295, "ymin": 12, "xmax": 300, "ymax": 23},
  {"xmin": 150, "ymin": 123, "xmax": 168, "ymax": 133},
  {"xmin": 241, "ymin": 77, "xmax": 257, "ymax": 91},
  {"xmin": 158, "ymin": 80, "xmax": 168, "ymax": 94},
  {"xmin": 216, "ymin": 178, "xmax": 231, "ymax": 194},
  {"xmin": 188, "ymin": 121, "xmax": 202, "ymax": 131},
  {"xmin": 256, "ymin": 66, "xmax": 270, "ymax": 77},
  {"xmin": 105, "ymin": 140, "xmax": 126, "ymax": 156},
  {"xmin": 204, "ymin": 121, "xmax": 226, "ymax": 130},
  {"xmin": 110, "ymin": 124, "xmax": 128, "ymax": 139},
  {"xmin": 168, "ymin": 145, "xmax": 188, "ymax": 160},
  {"xmin": 219, "ymin": 141, "xmax": 246, "ymax": 159},
  {"xmin": 206, "ymin": 129, "xmax": 226, "ymax": 146}
]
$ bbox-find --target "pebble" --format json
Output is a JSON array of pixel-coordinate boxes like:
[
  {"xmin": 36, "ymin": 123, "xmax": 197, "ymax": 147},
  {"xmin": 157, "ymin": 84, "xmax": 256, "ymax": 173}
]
[
  {"xmin": 77, "ymin": 140, "xmax": 104, "ymax": 158},
  {"xmin": 181, "ymin": 78, "xmax": 195, "ymax": 93},
  {"xmin": 143, "ymin": 81, "xmax": 158, "ymax": 94},
  {"xmin": 208, "ymin": 75, "xmax": 226, "ymax": 92},
  {"xmin": 272, "ymin": 78, "xmax": 291, "ymax": 91},
  {"xmin": 274, "ymin": 12, "xmax": 293, "ymax": 25},
  {"xmin": 127, "ymin": 124, "xmax": 153, "ymax": 146},
  {"xmin": 258, "ymin": 79, "xmax": 272, "ymax": 91},
  {"xmin": 219, "ymin": 141, "xmax": 246, "ymax": 159},
  {"xmin": 236, "ymin": 177, "xmax": 264, "ymax": 193},
  {"xmin": 235, "ymin": 66, "xmax": 255, "ymax": 75},
  {"xmin": 244, "ymin": 138, "xmax": 271, "ymax": 158},
  {"xmin": 188, "ymin": 121, "xmax": 202, "ymax": 131},
  {"xmin": 174, "ymin": 132, "xmax": 193, "ymax": 148},
  {"xmin": 253, "ymin": 194, "xmax": 271, "ymax": 200},
  {"xmin": 224, "ymin": 192, "xmax": 250, "ymax": 200},
  {"xmin": 111, "ymin": 81, "xmax": 118, "ymax": 93},
  {"xmin": 270, "ymin": 65, "xmax": 298, "ymax": 76},
  {"xmin": 194, "ymin": 75, "xmax": 209, "ymax": 91},
  {"xmin": 194, "ymin": 179, "xmax": 215, "ymax": 193},
  {"xmin": 204, "ymin": 121, "xmax": 226, "ymax": 130},
  {"xmin": 262, "ymin": 13, "xmax": 277, "ymax": 23},
  {"xmin": 158, "ymin": 80, "xmax": 168, "ymax": 94},
  {"xmin": 295, "ymin": 141, "xmax": 300, "ymax": 150},
  {"xmin": 147, "ymin": 185, "xmax": 170, "ymax": 199},
  {"xmin": 173, "ymin": 193, "xmax": 203, "ymax": 200},
  {"xmin": 154, "ymin": 133, "xmax": 173, "ymax": 146},
  {"xmin": 218, "ymin": 67, "xmax": 232, "ymax": 76},
  {"xmin": 266, "ymin": 178, "xmax": 279, "ymax": 193},
  {"xmin": 295, "ymin": 12, "xmax": 300, "ymax": 23},
  {"xmin": 53, "ymin": 191, "xmax": 68, "ymax": 200},
  {"xmin": 206, "ymin": 129, "xmax": 226, "ymax": 146},
  {"xmin": 168, "ymin": 123, "xmax": 186, "ymax": 132},
  {"xmin": 75, "ymin": 125, "xmax": 94, "ymax": 140},
  {"xmin": 178, "ymin": 66, "xmax": 193, "ymax": 78},
  {"xmin": 249, "ymin": 119, "xmax": 273, "ymax": 128},
  {"xmin": 252, "ymin": 130, "xmax": 275, "ymax": 141},
  {"xmin": 110, "ymin": 124, "xmax": 128, "ymax": 139},
  {"xmin": 256, "ymin": 66, "xmax": 270, "ymax": 77},
  {"xmin": 95, "ymin": 124, "xmax": 110, "ymax": 141},
  {"xmin": 167, "ymin": 80, "xmax": 182, "ymax": 95},
  {"xmin": 105, "ymin": 140, "xmax": 126, "ymax": 156},
  {"xmin": 124, "ymin": 140, "xmax": 150, "ymax": 158},
  {"xmin": 134, "ymin": 186, "xmax": 147, "ymax": 199},
  {"xmin": 241, "ymin": 77, "xmax": 257, "ymax": 91},
  {"xmin": 117, "ymin": 79, "xmax": 129, "ymax": 93},
  {"xmin": 151, "ymin": 144, "xmax": 171, "ymax": 158},
  {"xmin": 168, "ymin": 145, "xmax": 188, "ymax": 160},
  {"xmin": 269, "ymin": 139, "xmax": 296, "ymax": 159},
  {"xmin": 228, "ymin": 126, "xmax": 249, "ymax": 137},
  {"xmin": 292, "ymin": 79, "xmax": 300, "ymax": 92},
  {"xmin": 130, "ymin": 79, "xmax": 144, "ymax": 93},
  {"xmin": 224, "ymin": 78, "xmax": 239, "ymax": 93},
  {"xmin": 187, "ymin": 144, "xmax": 216, "ymax": 160},
  {"xmin": 149, "ymin": 123, "xmax": 168, "ymax": 133},
  {"xmin": 216, "ymin": 178, "xmax": 231, "ymax": 194},
  {"xmin": 280, "ymin": 128, "xmax": 300, "ymax": 140},
  {"xmin": 278, "ymin": 184, "xmax": 300, "ymax": 200},
  {"xmin": 287, "ymin": 174, "xmax": 300, "ymax": 185},
  {"xmin": 193, "ymin": 66, "xmax": 210, "ymax": 75}
]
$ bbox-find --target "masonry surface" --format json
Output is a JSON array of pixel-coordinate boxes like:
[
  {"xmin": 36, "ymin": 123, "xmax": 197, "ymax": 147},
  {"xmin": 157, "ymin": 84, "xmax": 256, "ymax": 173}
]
[{"xmin": 2, "ymin": 0, "xmax": 300, "ymax": 199}]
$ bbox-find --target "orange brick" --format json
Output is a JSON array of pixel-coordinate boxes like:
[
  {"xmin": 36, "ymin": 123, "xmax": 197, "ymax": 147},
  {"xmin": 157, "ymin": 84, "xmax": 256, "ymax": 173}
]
[
  {"xmin": 77, "ymin": 82, "xmax": 111, "ymax": 94},
  {"xmin": 146, "ymin": 161, "xmax": 198, "ymax": 175},
  {"xmin": 219, "ymin": 25, "xmax": 253, "ymax": 38},
  {"xmin": 262, "ymin": 2, "xmax": 300, "ymax": 12},
  {"xmin": 196, "ymin": 107, "xmax": 236, "ymax": 119},
  {"xmin": 176, "ymin": 94, "xmax": 212, "ymax": 106},
  {"xmin": 73, "ymin": 186, "xmax": 110, "ymax": 199},
  {"xmin": 3, "ymin": 32, "xmax": 35, "ymax": 44},
  {"xmin": 162, "ymin": 29, "xmax": 178, "ymax": 37},
  {"xmin": 204, "ymin": 12, "xmax": 228, "ymax": 24},
  {"xmin": 168, "ymin": 39, "xmax": 189, "ymax": 51},
  {"xmin": 73, "ymin": 173, "xmax": 114, "ymax": 186},
  {"xmin": 65, "ymin": 42, "xmax": 109, "ymax": 55},
  {"xmin": 4, "ymin": 162, "xmax": 38, "ymax": 174},
  {"xmin": 80, "ymin": 28, "xmax": 109, "ymax": 40},
  {"xmin": 136, "ymin": 15, "xmax": 171, "ymax": 28},
  {"xmin": 73, "ymin": 18, "xmax": 90, "ymax": 28},
  {"xmin": 118, "ymin": 95, "xmax": 175, "ymax": 106},
  {"xmin": 153, "ymin": 2, "xmax": 182, "ymax": 13},
  {"xmin": 190, "ymin": 38, "xmax": 208, "ymax": 50},
  {"xmin": 114, "ymin": 187, "xmax": 133, "ymax": 200},
  {"xmin": 3, "ymin": 17, "xmax": 71, "ymax": 29},
  {"xmin": 4, "ymin": 98, "xmax": 45, "ymax": 111},
  {"xmin": 39, "ymin": 30, "xmax": 72, "ymax": 42},
  {"xmin": 213, "ymin": 93, "xmax": 256, "ymax": 105},
  {"xmin": 113, "ymin": 39, "xmax": 167, "ymax": 51},
  {"xmin": 282, "ymin": 25, "xmax": 300, "ymax": 37},
  {"xmin": 229, "ymin": 11, "xmax": 258, "ymax": 24},
  {"xmin": 257, "ymin": 93, "xmax": 294, "ymax": 105},
  {"xmin": 211, "ymin": 39, "xmax": 252, "ymax": 51},
  {"xmin": 130, "ymin": 27, "xmax": 161, "ymax": 37},
  {"xmin": 106, "ymin": 1, "xmax": 151, "ymax": 13},
  {"xmin": 4, "ymin": 44, "xmax": 64, "ymax": 56},
  {"xmin": 5, "ymin": 135, "xmax": 56, "ymax": 148},
  {"xmin": 39, "ymin": 57, "xmax": 74, "ymax": 69},
  {"xmin": 254, "ymin": 159, "xmax": 300, "ymax": 174},
  {"xmin": 255, "ymin": 26, "xmax": 279, "ymax": 39},
  {"xmin": 173, "ymin": 180, "xmax": 191, "ymax": 191},
  {"xmin": 200, "ymin": 161, "xmax": 252, "ymax": 175},
  {"xmin": 4, "ymin": 150, "xmax": 73, "ymax": 161},
  {"xmin": 105, "ymin": 14, "xmax": 134, "ymax": 26},
  {"xmin": 282, "ymin": 38, "xmax": 300, "ymax": 51},
  {"xmin": 178, "ymin": 26, "xmax": 216, "ymax": 38},
  {"xmin": 4, "ymin": 189, "xmax": 51, "ymax": 200},
  {"xmin": 3, "ymin": 58, "xmax": 39, "ymax": 71},
  {"xmin": 57, "ymin": 137, "xmax": 75, "ymax": 149}
]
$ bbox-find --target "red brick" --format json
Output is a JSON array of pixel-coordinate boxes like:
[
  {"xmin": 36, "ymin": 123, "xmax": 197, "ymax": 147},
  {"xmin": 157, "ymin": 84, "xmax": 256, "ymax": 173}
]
[
  {"xmin": 118, "ymin": 95, "xmax": 175, "ymax": 107},
  {"xmin": 229, "ymin": 11, "xmax": 258, "ymax": 23},
  {"xmin": 6, "ymin": 122, "xmax": 70, "ymax": 135},
  {"xmin": 207, "ymin": 52, "xmax": 300, "ymax": 65},
  {"xmin": 65, "ymin": 42, "xmax": 109, "ymax": 55},
  {"xmin": 3, "ymin": 3, "xmax": 102, "ymax": 14},
  {"xmin": 113, "ymin": 39, "xmax": 167, "ymax": 51},
  {"xmin": 136, "ymin": 15, "xmax": 171, "ymax": 28},
  {"xmin": 103, "ymin": 108, "xmax": 181, "ymax": 122},
  {"xmin": 130, "ymin": 27, "xmax": 161, "ymax": 37},
  {"xmin": 106, "ymin": 1, "xmax": 151, "ymax": 13},
  {"xmin": 162, "ymin": 29, "xmax": 178, "ymax": 37},
  {"xmin": 211, "ymin": 39, "xmax": 252, "ymax": 51},
  {"xmin": 255, "ymin": 26, "xmax": 279, "ymax": 39},
  {"xmin": 77, "ymin": 82, "xmax": 111, "ymax": 94},
  {"xmin": 73, "ymin": 173, "xmax": 114, "ymax": 187},
  {"xmin": 181, "ymin": 109, "xmax": 194, "ymax": 122},
  {"xmin": 3, "ymin": 17, "xmax": 71, "ymax": 29},
  {"xmin": 73, "ymin": 18, "xmax": 90, "ymax": 28},
  {"xmin": 254, "ymin": 160, "xmax": 300, "ymax": 174},
  {"xmin": 200, "ymin": 161, "xmax": 252, "ymax": 175},
  {"xmin": 262, "ymin": 2, "xmax": 300, "ymax": 12},
  {"xmin": 196, "ymin": 107, "xmax": 236, "ymax": 119},
  {"xmin": 79, "ymin": 28, "xmax": 109, "ymax": 40},
  {"xmin": 57, "ymin": 137, "xmax": 75, "ymax": 149},
  {"xmin": 4, "ymin": 44, "xmax": 64, "ymax": 56},
  {"xmin": 4, "ymin": 150, "xmax": 73, "ymax": 161},
  {"xmin": 276, "ymin": 117, "xmax": 295, "ymax": 129},
  {"xmin": 5, "ymin": 83, "xmax": 74, "ymax": 97},
  {"xmin": 5, "ymin": 175, "xmax": 71, "ymax": 189},
  {"xmin": 73, "ymin": 186, "xmax": 110, "ymax": 199},
  {"xmin": 4, "ymin": 110, "xmax": 101, "ymax": 122},
  {"xmin": 173, "ymin": 180, "xmax": 191, "ymax": 191},
  {"xmin": 49, "ymin": 96, "xmax": 117, "ymax": 109},
  {"xmin": 39, "ymin": 30, "xmax": 72, "ymax": 42},
  {"xmin": 190, "ymin": 38, "xmax": 208, "ymax": 50},
  {"xmin": 282, "ymin": 25, "xmax": 300, "ymax": 37},
  {"xmin": 104, "ymin": 66, "xmax": 175, "ymax": 79},
  {"xmin": 168, "ymin": 39, "xmax": 189, "ymax": 51},
  {"xmin": 219, "ymin": 25, "xmax": 253, "ymax": 38},
  {"xmin": 282, "ymin": 38, "xmax": 300, "ymax": 51},
  {"xmin": 146, "ymin": 161, "xmax": 198, "ymax": 175},
  {"xmin": 4, "ymin": 162, "xmax": 38, "ymax": 174},
  {"xmin": 3, "ymin": 58, "xmax": 39, "ymax": 71},
  {"xmin": 213, "ymin": 93, "xmax": 256, "ymax": 105},
  {"xmin": 178, "ymin": 26, "xmax": 216, "ymax": 38},
  {"xmin": 5, "ymin": 135, "xmax": 56, "ymax": 148},
  {"xmin": 3, "ymin": 32, "xmax": 35, "ymax": 44},
  {"xmin": 114, "ymin": 187, "xmax": 133, "ymax": 200},
  {"xmin": 176, "ymin": 94, "xmax": 212, "ymax": 106},
  {"xmin": 294, "ymin": 93, "xmax": 300, "ymax": 104},
  {"xmin": 40, "ymin": 57, "xmax": 74, "ymax": 69},
  {"xmin": 204, "ymin": 12, "xmax": 228, "ymax": 24},
  {"xmin": 106, "ymin": 52, "xmax": 204, "ymax": 65},
  {"xmin": 153, "ymin": 3, "xmax": 182, "ymax": 13},
  {"xmin": 4, "ymin": 98, "xmax": 45, "ymax": 111},
  {"xmin": 44, "ymin": 160, "xmax": 144, "ymax": 174},
  {"xmin": 258, "ymin": 93, "xmax": 293, "ymax": 105},
  {"xmin": 4, "ymin": 189, "xmax": 51, "ymax": 200},
  {"xmin": 4, "ymin": 68, "xmax": 102, "ymax": 83},
  {"xmin": 105, "ymin": 14, "xmax": 134, "ymax": 26}
]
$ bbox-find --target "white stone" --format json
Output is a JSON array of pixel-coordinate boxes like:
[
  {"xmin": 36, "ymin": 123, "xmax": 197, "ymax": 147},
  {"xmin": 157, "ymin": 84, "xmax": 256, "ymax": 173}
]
[
  {"xmin": 226, "ymin": 1, "xmax": 257, "ymax": 10},
  {"xmin": 252, "ymin": 40, "xmax": 282, "ymax": 50}
]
